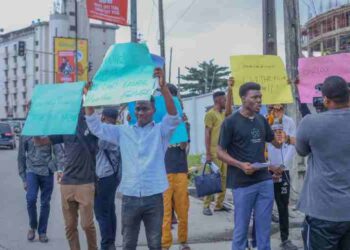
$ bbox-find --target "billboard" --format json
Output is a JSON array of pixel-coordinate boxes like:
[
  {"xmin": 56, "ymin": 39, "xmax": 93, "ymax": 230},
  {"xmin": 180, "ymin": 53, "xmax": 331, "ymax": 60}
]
[
  {"xmin": 86, "ymin": 0, "xmax": 128, "ymax": 26},
  {"xmin": 54, "ymin": 37, "xmax": 88, "ymax": 83}
]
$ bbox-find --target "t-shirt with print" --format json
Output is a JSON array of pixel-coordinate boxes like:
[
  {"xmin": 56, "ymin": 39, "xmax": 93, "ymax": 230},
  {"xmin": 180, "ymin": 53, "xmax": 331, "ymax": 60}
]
[
  {"xmin": 219, "ymin": 111, "xmax": 274, "ymax": 189},
  {"xmin": 204, "ymin": 108, "xmax": 225, "ymax": 158}
]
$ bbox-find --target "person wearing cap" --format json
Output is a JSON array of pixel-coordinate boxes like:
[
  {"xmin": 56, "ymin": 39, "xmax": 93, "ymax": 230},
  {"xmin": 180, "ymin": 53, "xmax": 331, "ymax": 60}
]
[
  {"xmin": 85, "ymin": 68, "xmax": 181, "ymax": 250},
  {"xmin": 202, "ymin": 77, "xmax": 234, "ymax": 216},
  {"xmin": 94, "ymin": 107, "xmax": 122, "ymax": 250},
  {"xmin": 266, "ymin": 104, "xmax": 298, "ymax": 250},
  {"xmin": 296, "ymin": 76, "xmax": 350, "ymax": 250}
]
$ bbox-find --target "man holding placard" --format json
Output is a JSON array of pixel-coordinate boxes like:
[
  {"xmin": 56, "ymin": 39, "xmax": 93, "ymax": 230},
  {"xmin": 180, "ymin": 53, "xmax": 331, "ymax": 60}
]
[
  {"xmin": 217, "ymin": 82, "xmax": 283, "ymax": 250},
  {"xmin": 85, "ymin": 68, "xmax": 181, "ymax": 250}
]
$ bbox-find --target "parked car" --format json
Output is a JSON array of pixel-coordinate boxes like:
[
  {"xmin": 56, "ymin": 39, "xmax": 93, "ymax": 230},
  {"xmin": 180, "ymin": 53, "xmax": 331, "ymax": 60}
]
[{"xmin": 0, "ymin": 122, "xmax": 16, "ymax": 149}]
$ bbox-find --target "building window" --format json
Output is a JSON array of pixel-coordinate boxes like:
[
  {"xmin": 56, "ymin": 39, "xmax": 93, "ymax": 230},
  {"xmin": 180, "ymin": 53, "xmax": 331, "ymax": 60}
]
[
  {"xmin": 22, "ymin": 66, "xmax": 26, "ymax": 74},
  {"xmin": 4, "ymin": 70, "xmax": 8, "ymax": 78},
  {"xmin": 35, "ymin": 66, "xmax": 39, "ymax": 72},
  {"xmin": 69, "ymin": 11, "xmax": 75, "ymax": 16},
  {"xmin": 13, "ymin": 68, "xmax": 17, "ymax": 76},
  {"xmin": 35, "ymin": 41, "xmax": 39, "ymax": 46},
  {"xmin": 35, "ymin": 54, "xmax": 39, "ymax": 59},
  {"xmin": 13, "ymin": 56, "xmax": 17, "ymax": 63},
  {"xmin": 14, "ymin": 106, "xmax": 17, "ymax": 113},
  {"xmin": 22, "ymin": 92, "xmax": 26, "ymax": 99},
  {"xmin": 13, "ymin": 44, "xmax": 17, "ymax": 51},
  {"xmin": 70, "ymin": 25, "xmax": 76, "ymax": 31},
  {"xmin": 14, "ymin": 93, "xmax": 17, "ymax": 100},
  {"xmin": 13, "ymin": 80, "xmax": 17, "ymax": 88},
  {"xmin": 23, "ymin": 105, "xmax": 26, "ymax": 112},
  {"xmin": 4, "ymin": 58, "xmax": 8, "ymax": 65},
  {"xmin": 35, "ymin": 80, "xmax": 39, "ymax": 85},
  {"xmin": 23, "ymin": 79, "xmax": 26, "ymax": 87}
]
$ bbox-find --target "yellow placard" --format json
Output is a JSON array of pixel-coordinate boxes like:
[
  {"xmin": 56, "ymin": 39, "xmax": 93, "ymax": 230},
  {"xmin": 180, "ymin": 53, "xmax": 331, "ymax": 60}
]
[
  {"xmin": 54, "ymin": 37, "xmax": 88, "ymax": 83},
  {"xmin": 230, "ymin": 55, "xmax": 293, "ymax": 105}
]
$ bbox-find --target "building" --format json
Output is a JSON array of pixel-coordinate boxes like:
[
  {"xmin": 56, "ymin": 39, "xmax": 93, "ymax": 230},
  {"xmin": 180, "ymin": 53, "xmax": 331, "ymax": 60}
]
[
  {"xmin": 0, "ymin": 0, "xmax": 117, "ymax": 119},
  {"xmin": 302, "ymin": 3, "xmax": 350, "ymax": 56}
]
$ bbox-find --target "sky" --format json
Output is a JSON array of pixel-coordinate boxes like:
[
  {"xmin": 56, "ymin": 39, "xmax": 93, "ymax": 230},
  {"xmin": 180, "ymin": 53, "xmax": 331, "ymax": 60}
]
[{"xmin": 0, "ymin": 0, "xmax": 342, "ymax": 83}]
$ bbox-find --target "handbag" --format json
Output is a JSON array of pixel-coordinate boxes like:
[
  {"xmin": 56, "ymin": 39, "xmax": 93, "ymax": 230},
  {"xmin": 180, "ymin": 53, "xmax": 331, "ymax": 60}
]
[{"xmin": 194, "ymin": 162, "xmax": 222, "ymax": 197}]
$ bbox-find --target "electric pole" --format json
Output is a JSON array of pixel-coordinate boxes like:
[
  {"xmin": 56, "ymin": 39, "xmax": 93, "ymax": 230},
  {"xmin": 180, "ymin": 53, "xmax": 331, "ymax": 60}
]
[
  {"xmin": 262, "ymin": 0, "xmax": 277, "ymax": 55},
  {"xmin": 130, "ymin": 0, "xmax": 138, "ymax": 42},
  {"xmin": 158, "ymin": 0, "xmax": 166, "ymax": 75}
]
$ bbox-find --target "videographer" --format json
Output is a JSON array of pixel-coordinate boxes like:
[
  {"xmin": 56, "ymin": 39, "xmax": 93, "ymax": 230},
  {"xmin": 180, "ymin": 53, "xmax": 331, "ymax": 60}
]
[{"xmin": 296, "ymin": 76, "xmax": 350, "ymax": 250}]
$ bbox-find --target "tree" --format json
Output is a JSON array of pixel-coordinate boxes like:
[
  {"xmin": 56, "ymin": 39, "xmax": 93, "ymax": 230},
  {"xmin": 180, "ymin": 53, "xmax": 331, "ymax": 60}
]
[{"xmin": 179, "ymin": 59, "xmax": 230, "ymax": 98}]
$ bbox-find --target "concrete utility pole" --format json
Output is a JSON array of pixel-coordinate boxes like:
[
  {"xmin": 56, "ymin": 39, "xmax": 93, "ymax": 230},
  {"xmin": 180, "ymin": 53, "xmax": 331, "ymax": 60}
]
[
  {"xmin": 158, "ymin": 0, "xmax": 166, "ymax": 75},
  {"xmin": 130, "ymin": 0, "xmax": 138, "ymax": 42},
  {"xmin": 262, "ymin": 0, "xmax": 277, "ymax": 55}
]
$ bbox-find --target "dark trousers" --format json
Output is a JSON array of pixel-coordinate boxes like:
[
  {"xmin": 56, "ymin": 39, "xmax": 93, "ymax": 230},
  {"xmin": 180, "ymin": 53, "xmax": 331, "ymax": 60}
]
[
  {"xmin": 302, "ymin": 216, "xmax": 350, "ymax": 250},
  {"xmin": 26, "ymin": 172, "xmax": 54, "ymax": 234},
  {"xmin": 94, "ymin": 174, "xmax": 119, "ymax": 250},
  {"xmin": 122, "ymin": 193, "xmax": 164, "ymax": 250},
  {"xmin": 274, "ymin": 171, "xmax": 291, "ymax": 242}
]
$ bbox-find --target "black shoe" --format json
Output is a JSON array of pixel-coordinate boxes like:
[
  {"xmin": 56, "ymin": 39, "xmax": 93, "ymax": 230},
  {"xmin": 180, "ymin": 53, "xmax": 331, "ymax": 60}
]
[
  {"xmin": 280, "ymin": 240, "xmax": 298, "ymax": 250},
  {"xmin": 39, "ymin": 234, "xmax": 49, "ymax": 243},
  {"xmin": 203, "ymin": 208, "xmax": 213, "ymax": 216},
  {"xmin": 214, "ymin": 205, "xmax": 231, "ymax": 212},
  {"xmin": 27, "ymin": 229, "xmax": 35, "ymax": 241}
]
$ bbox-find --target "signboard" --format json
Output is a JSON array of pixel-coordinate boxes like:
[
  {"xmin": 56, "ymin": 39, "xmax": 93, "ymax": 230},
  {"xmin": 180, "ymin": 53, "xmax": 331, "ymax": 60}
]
[
  {"xmin": 298, "ymin": 53, "xmax": 350, "ymax": 103},
  {"xmin": 22, "ymin": 82, "xmax": 85, "ymax": 136},
  {"xmin": 86, "ymin": 0, "xmax": 128, "ymax": 26},
  {"xmin": 230, "ymin": 55, "xmax": 293, "ymax": 105},
  {"xmin": 128, "ymin": 96, "xmax": 189, "ymax": 144},
  {"xmin": 84, "ymin": 43, "xmax": 157, "ymax": 106},
  {"xmin": 54, "ymin": 37, "xmax": 88, "ymax": 83}
]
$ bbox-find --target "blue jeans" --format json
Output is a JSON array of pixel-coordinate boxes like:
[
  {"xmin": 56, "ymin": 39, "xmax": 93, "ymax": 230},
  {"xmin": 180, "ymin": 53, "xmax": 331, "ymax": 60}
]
[
  {"xmin": 121, "ymin": 193, "xmax": 163, "ymax": 250},
  {"xmin": 26, "ymin": 172, "xmax": 54, "ymax": 234},
  {"xmin": 94, "ymin": 174, "xmax": 120, "ymax": 250},
  {"xmin": 232, "ymin": 180, "xmax": 274, "ymax": 250}
]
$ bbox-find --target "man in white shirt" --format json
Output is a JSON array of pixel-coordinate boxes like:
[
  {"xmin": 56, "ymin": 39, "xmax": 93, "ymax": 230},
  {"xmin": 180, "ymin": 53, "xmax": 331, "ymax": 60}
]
[{"xmin": 267, "ymin": 104, "xmax": 298, "ymax": 250}]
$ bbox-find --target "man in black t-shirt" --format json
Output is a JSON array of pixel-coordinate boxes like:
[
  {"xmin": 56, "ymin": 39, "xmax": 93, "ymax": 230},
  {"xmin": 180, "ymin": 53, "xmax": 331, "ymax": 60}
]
[{"xmin": 217, "ymin": 82, "xmax": 282, "ymax": 250}]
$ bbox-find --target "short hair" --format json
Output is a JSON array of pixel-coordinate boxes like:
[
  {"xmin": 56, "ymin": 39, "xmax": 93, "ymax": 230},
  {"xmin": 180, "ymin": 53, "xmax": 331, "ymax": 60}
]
[
  {"xmin": 239, "ymin": 82, "xmax": 261, "ymax": 98},
  {"xmin": 102, "ymin": 107, "xmax": 118, "ymax": 120},
  {"xmin": 213, "ymin": 91, "xmax": 225, "ymax": 101},
  {"xmin": 322, "ymin": 76, "xmax": 350, "ymax": 104},
  {"xmin": 167, "ymin": 83, "xmax": 178, "ymax": 97}
]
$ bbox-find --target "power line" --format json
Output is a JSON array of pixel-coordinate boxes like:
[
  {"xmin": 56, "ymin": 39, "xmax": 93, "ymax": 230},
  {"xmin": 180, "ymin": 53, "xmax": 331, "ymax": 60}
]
[{"xmin": 165, "ymin": 0, "xmax": 197, "ymax": 36}]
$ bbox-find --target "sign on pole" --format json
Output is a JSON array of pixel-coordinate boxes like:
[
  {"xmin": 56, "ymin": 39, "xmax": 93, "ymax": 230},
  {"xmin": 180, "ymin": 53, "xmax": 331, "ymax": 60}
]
[{"xmin": 86, "ymin": 0, "xmax": 128, "ymax": 26}]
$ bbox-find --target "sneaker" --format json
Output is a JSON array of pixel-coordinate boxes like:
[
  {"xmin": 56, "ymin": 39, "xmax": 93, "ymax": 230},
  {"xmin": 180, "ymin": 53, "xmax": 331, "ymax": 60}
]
[
  {"xmin": 27, "ymin": 229, "xmax": 35, "ymax": 241},
  {"xmin": 179, "ymin": 243, "xmax": 191, "ymax": 250},
  {"xmin": 280, "ymin": 240, "xmax": 298, "ymax": 250},
  {"xmin": 203, "ymin": 208, "xmax": 213, "ymax": 216},
  {"xmin": 272, "ymin": 213, "xmax": 279, "ymax": 223},
  {"xmin": 39, "ymin": 234, "xmax": 49, "ymax": 243},
  {"xmin": 214, "ymin": 205, "xmax": 231, "ymax": 212}
]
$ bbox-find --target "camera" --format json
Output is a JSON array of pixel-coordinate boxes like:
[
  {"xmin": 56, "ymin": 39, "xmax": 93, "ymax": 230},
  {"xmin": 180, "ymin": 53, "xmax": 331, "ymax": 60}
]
[{"xmin": 313, "ymin": 83, "xmax": 327, "ymax": 113}]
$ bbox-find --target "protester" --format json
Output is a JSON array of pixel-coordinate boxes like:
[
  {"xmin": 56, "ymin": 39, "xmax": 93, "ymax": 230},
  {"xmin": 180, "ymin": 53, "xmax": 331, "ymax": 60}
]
[
  {"xmin": 94, "ymin": 107, "xmax": 122, "ymax": 250},
  {"xmin": 267, "ymin": 104, "xmax": 298, "ymax": 250},
  {"xmin": 217, "ymin": 82, "xmax": 282, "ymax": 250},
  {"xmin": 18, "ymin": 134, "xmax": 64, "ymax": 243},
  {"xmin": 162, "ymin": 83, "xmax": 191, "ymax": 250},
  {"xmin": 85, "ymin": 68, "xmax": 181, "ymax": 250},
  {"xmin": 50, "ymin": 109, "xmax": 98, "ymax": 250},
  {"xmin": 203, "ymin": 77, "xmax": 233, "ymax": 216},
  {"xmin": 296, "ymin": 76, "xmax": 350, "ymax": 250}
]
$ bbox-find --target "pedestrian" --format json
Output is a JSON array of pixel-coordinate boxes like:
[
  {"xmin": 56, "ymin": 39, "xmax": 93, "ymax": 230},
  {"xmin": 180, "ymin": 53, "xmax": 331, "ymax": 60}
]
[
  {"xmin": 296, "ymin": 76, "xmax": 350, "ymax": 250},
  {"xmin": 94, "ymin": 107, "xmax": 122, "ymax": 250},
  {"xmin": 217, "ymin": 82, "xmax": 282, "ymax": 250},
  {"xmin": 18, "ymin": 101, "xmax": 65, "ymax": 243},
  {"xmin": 267, "ymin": 104, "xmax": 298, "ymax": 250},
  {"xmin": 161, "ymin": 83, "xmax": 191, "ymax": 250},
  {"xmin": 202, "ymin": 77, "xmax": 233, "ymax": 216},
  {"xmin": 85, "ymin": 68, "xmax": 181, "ymax": 250},
  {"xmin": 50, "ymin": 108, "xmax": 98, "ymax": 250}
]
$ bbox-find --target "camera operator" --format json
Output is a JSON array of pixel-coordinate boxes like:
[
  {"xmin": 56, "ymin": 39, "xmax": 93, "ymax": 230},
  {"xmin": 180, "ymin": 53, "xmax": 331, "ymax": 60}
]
[{"xmin": 296, "ymin": 76, "xmax": 350, "ymax": 250}]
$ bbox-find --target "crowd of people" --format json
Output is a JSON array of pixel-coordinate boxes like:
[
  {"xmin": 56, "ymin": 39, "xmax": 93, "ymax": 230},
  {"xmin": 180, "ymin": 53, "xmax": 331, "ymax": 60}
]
[{"xmin": 17, "ymin": 68, "xmax": 350, "ymax": 250}]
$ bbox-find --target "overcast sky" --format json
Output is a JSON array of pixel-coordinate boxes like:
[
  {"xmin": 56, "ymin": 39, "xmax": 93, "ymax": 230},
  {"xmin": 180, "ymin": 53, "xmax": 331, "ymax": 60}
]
[{"xmin": 0, "ymin": 0, "xmax": 335, "ymax": 83}]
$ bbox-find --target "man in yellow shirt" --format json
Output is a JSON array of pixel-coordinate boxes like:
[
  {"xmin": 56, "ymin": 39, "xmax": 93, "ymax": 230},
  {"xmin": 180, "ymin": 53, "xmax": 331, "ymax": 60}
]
[{"xmin": 203, "ymin": 78, "xmax": 233, "ymax": 216}]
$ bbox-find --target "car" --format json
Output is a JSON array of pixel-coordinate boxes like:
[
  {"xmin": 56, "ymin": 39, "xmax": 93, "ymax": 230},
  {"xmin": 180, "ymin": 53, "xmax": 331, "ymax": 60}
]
[{"xmin": 0, "ymin": 122, "xmax": 16, "ymax": 149}]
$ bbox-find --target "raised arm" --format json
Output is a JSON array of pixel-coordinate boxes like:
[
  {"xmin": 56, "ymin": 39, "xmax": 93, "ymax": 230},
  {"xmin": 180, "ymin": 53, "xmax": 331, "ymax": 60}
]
[
  {"xmin": 85, "ymin": 107, "xmax": 121, "ymax": 146},
  {"xmin": 225, "ymin": 77, "xmax": 234, "ymax": 117},
  {"xmin": 155, "ymin": 68, "xmax": 177, "ymax": 116},
  {"xmin": 296, "ymin": 117, "xmax": 311, "ymax": 157}
]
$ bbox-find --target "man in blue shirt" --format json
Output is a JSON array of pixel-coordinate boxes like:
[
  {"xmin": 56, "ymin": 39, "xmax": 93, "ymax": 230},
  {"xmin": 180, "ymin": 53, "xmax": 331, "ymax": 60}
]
[
  {"xmin": 85, "ymin": 68, "xmax": 181, "ymax": 250},
  {"xmin": 94, "ymin": 107, "xmax": 122, "ymax": 250}
]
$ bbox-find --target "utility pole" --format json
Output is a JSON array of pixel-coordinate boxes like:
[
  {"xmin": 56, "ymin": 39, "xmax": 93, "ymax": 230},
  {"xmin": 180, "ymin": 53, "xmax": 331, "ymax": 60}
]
[
  {"xmin": 130, "ymin": 0, "xmax": 138, "ymax": 42},
  {"xmin": 262, "ymin": 0, "xmax": 277, "ymax": 55},
  {"xmin": 75, "ymin": 0, "xmax": 79, "ymax": 81},
  {"xmin": 168, "ymin": 47, "xmax": 173, "ymax": 83},
  {"xmin": 158, "ymin": 0, "xmax": 166, "ymax": 75}
]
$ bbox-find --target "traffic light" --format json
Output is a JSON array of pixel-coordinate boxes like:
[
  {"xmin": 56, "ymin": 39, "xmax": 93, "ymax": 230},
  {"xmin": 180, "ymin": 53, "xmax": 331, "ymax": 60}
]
[{"xmin": 18, "ymin": 41, "xmax": 26, "ymax": 56}]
